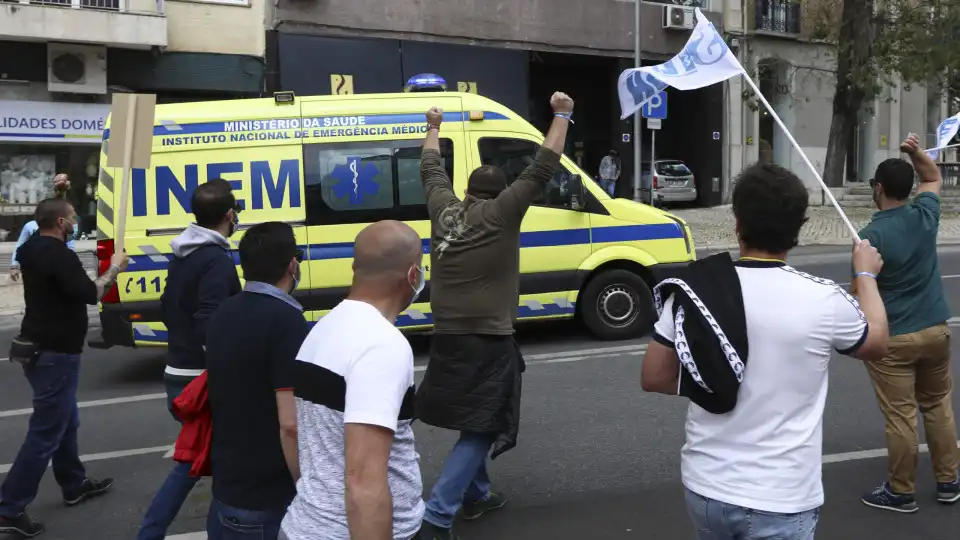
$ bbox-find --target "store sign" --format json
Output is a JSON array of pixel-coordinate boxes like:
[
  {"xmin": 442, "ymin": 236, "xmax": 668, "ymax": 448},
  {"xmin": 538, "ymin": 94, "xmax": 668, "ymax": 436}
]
[{"xmin": 0, "ymin": 100, "xmax": 109, "ymax": 144}]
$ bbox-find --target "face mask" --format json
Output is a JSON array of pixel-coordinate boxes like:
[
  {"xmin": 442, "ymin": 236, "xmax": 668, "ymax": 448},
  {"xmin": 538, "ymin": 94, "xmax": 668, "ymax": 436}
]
[
  {"xmin": 228, "ymin": 210, "xmax": 240, "ymax": 237},
  {"xmin": 408, "ymin": 265, "xmax": 426, "ymax": 307},
  {"xmin": 291, "ymin": 261, "xmax": 301, "ymax": 294}
]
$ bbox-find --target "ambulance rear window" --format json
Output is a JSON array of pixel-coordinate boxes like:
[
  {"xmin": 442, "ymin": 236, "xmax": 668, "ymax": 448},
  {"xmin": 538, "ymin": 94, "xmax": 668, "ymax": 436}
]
[{"xmin": 303, "ymin": 138, "xmax": 454, "ymax": 226}]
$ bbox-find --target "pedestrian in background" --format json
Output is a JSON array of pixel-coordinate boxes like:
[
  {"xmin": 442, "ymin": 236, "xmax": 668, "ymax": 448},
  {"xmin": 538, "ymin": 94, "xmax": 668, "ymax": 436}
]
[
  {"xmin": 204, "ymin": 221, "xmax": 307, "ymax": 540},
  {"xmin": 598, "ymin": 149, "xmax": 621, "ymax": 197},
  {"xmin": 138, "ymin": 179, "xmax": 242, "ymax": 540},
  {"xmin": 281, "ymin": 220, "xmax": 425, "ymax": 540},
  {"xmin": 641, "ymin": 163, "xmax": 889, "ymax": 540},
  {"xmin": 414, "ymin": 92, "xmax": 573, "ymax": 540},
  {"xmin": 0, "ymin": 197, "xmax": 126, "ymax": 538},
  {"xmin": 857, "ymin": 135, "xmax": 960, "ymax": 512},
  {"xmin": 9, "ymin": 174, "xmax": 76, "ymax": 282}
]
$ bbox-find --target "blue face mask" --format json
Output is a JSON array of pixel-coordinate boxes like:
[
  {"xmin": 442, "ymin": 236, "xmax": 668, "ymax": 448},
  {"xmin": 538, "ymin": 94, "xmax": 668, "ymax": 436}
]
[{"xmin": 408, "ymin": 265, "xmax": 425, "ymax": 307}]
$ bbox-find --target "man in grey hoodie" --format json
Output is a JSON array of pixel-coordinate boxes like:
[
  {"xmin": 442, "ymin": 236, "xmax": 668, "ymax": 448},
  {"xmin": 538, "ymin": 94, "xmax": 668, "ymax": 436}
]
[{"xmin": 137, "ymin": 178, "xmax": 242, "ymax": 540}]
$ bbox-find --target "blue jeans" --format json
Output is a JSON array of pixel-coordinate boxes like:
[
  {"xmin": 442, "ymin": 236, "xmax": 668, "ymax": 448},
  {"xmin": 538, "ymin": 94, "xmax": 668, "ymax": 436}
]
[
  {"xmin": 423, "ymin": 432, "xmax": 496, "ymax": 529},
  {"xmin": 207, "ymin": 499, "xmax": 285, "ymax": 540},
  {"xmin": 136, "ymin": 379, "xmax": 202, "ymax": 540},
  {"xmin": 602, "ymin": 179, "xmax": 617, "ymax": 197},
  {"xmin": 0, "ymin": 352, "xmax": 86, "ymax": 517},
  {"xmin": 684, "ymin": 488, "xmax": 820, "ymax": 540}
]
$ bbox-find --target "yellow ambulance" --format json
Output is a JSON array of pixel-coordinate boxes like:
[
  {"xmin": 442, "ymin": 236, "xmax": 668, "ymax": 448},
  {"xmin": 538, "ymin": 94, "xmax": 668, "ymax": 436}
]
[{"xmin": 89, "ymin": 91, "xmax": 695, "ymax": 349}]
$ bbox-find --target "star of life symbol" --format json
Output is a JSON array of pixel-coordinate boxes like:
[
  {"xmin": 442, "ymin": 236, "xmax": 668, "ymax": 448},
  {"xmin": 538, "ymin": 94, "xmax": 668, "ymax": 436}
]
[{"xmin": 330, "ymin": 157, "xmax": 380, "ymax": 205}]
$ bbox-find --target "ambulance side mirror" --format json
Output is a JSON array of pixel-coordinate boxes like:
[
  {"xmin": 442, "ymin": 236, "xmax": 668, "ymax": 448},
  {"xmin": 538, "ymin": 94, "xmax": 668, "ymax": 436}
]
[{"xmin": 568, "ymin": 174, "xmax": 585, "ymax": 211}]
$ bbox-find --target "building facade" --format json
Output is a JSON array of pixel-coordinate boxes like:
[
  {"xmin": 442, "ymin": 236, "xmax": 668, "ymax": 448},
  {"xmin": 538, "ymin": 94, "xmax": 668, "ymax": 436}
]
[
  {"xmin": 724, "ymin": 0, "xmax": 942, "ymax": 204},
  {"xmin": 266, "ymin": 0, "xmax": 728, "ymax": 207},
  {"xmin": 0, "ymin": 0, "xmax": 267, "ymax": 237}
]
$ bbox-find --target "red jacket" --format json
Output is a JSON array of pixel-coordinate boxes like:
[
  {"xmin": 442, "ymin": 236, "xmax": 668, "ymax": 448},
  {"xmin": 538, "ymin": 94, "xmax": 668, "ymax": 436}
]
[{"xmin": 172, "ymin": 371, "xmax": 212, "ymax": 477}]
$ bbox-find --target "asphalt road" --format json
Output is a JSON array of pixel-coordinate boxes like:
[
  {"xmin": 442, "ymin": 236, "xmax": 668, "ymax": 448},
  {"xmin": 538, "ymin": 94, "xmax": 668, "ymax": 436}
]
[{"xmin": 2, "ymin": 246, "xmax": 960, "ymax": 539}]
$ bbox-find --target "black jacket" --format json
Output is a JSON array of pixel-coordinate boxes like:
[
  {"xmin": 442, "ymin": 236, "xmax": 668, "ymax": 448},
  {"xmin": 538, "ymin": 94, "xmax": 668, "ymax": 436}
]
[
  {"xmin": 416, "ymin": 334, "xmax": 524, "ymax": 459},
  {"xmin": 161, "ymin": 224, "xmax": 241, "ymax": 382},
  {"xmin": 18, "ymin": 235, "xmax": 98, "ymax": 354},
  {"xmin": 654, "ymin": 253, "xmax": 748, "ymax": 414}
]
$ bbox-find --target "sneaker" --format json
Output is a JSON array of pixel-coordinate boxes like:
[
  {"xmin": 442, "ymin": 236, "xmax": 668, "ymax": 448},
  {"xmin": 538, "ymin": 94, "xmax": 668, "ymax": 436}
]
[
  {"xmin": 417, "ymin": 521, "xmax": 460, "ymax": 540},
  {"xmin": 63, "ymin": 477, "xmax": 114, "ymax": 507},
  {"xmin": 936, "ymin": 475, "xmax": 960, "ymax": 504},
  {"xmin": 0, "ymin": 513, "xmax": 45, "ymax": 537},
  {"xmin": 861, "ymin": 481, "xmax": 919, "ymax": 513},
  {"xmin": 461, "ymin": 492, "xmax": 507, "ymax": 521}
]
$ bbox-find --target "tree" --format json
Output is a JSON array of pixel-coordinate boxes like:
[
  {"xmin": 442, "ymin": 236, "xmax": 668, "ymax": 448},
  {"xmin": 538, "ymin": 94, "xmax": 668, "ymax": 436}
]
[{"xmin": 819, "ymin": 0, "xmax": 960, "ymax": 187}]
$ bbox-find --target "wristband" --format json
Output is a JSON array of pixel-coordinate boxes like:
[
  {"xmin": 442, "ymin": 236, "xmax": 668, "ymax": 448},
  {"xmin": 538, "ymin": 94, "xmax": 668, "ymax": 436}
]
[
  {"xmin": 427, "ymin": 123, "xmax": 441, "ymax": 132},
  {"xmin": 554, "ymin": 112, "xmax": 575, "ymax": 124},
  {"xmin": 854, "ymin": 271, "xmax": 877, "ymax": 280}
]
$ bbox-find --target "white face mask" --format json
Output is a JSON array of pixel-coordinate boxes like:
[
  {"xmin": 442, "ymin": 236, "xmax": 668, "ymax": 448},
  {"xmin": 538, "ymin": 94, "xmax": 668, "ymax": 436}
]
[{"xmin": 408, "ymin": 265, "xmax": 425, "ymax": 307}]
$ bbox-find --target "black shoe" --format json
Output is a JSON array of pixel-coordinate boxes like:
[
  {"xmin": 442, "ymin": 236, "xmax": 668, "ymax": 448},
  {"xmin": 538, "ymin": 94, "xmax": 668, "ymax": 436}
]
[
  {"xmin": 417, "ymin": 521, "xmax": 460, "ymax": 540},
  {"xmin": 462, "ymin": 492, "xmax": 507, "ymax": 521},
  {"xmin": 63, "ymin": 477, "xmax": 114, "ymax": 507},
  {"xmin": 0, "ymin": 513, "xmax": 45, "ymax": 537},
  {"xmin": 861, "ymin": 481, "xmax": 919, "ymax": 513},
  {"xmin": 937, "ymin": 475, "xmax": 960, "ymax": 504}
]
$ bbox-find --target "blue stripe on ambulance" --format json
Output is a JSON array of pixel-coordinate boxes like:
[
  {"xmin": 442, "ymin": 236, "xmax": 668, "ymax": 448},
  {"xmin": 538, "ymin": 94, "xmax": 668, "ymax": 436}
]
[
  {"xmin": 124, "ymin": 223, "xmax": 683, "ymax": 269},
  {"xmin": 131, "ymin": 300, "xmax": 576, "ymax": 342},
  {"xmin": 102, "ymin": 112, "xmax": 511, "ymax": 140}
]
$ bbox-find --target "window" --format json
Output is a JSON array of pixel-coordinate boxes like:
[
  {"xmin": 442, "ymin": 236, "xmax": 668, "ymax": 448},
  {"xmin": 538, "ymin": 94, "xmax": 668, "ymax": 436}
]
[
  {"xmin": 656, "ymin": 161, "xmax": 692, "ymax": 176},
  {"xmin": 477, "ymin": 138, "xmax": 576, "ymax": 210},
  {"xmin": 304, "ymin": 139, "xmax": 454, "ymax": 225}
]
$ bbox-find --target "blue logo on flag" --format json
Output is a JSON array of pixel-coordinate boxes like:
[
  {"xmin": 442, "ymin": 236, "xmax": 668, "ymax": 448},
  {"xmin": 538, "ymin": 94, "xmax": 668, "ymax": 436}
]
[
  {"xmin": 939, "ymin": 118, "xmax": 959, "ymax": 141},
  {"xmin": 330, "ymin": 157, "xmax": 381, "ymax": 205}
]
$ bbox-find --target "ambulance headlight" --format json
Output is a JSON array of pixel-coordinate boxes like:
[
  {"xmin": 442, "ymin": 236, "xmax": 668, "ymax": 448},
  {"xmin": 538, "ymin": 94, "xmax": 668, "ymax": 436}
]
[{"xmin": 405, "ymin": 74, "xmax": 446, "ymax": 93}]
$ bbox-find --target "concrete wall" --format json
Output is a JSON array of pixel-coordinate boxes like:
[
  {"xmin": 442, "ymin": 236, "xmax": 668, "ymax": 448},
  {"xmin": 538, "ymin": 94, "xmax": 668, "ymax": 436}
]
[
  {"xmin": 274, "ymin": 0, "xmax": 722, "ymax": 57},
  {"xmin": 0, "ymin": 2, "xmax": 167, "ymax": 48},
  {"xmin": 165, "ymin": 0, "xmax": 265, "ymax": 56}
]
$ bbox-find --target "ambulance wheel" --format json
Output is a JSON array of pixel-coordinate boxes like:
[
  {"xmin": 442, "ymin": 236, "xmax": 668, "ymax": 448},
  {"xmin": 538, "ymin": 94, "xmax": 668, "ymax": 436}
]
[{"xmin": 580, "ymin": 269, "xmax": 655, "ymax": 341}]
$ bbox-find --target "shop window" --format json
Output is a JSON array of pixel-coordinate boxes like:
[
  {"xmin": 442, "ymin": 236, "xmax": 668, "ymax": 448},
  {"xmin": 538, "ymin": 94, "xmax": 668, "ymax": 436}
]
[
  {"xmin": 477, "ymin": 138, "xmax": 576, "ymax": 210},
  {"xmin": 303, "ymin": 139, "xmax": 454, "ymax": 226}
]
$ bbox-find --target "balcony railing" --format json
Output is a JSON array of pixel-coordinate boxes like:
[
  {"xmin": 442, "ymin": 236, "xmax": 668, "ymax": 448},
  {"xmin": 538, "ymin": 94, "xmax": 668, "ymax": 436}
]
[
  {"xmin": 0, "ymin": 0, "xmax": 163, "ymax": 16},
  {"xmin": 648, "ymin": 0, "xmax": 711, "ymax": 8},
  {"xmin": 755, "ymin": 0, "xmax": 801, "ymax": 35}
]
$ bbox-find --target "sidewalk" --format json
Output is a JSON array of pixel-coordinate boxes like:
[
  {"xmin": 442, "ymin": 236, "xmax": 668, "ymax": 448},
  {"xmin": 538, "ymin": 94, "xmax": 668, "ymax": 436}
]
[{"xmin": 672, "ymin": 206, "xmax": 960, "ymax": 249}]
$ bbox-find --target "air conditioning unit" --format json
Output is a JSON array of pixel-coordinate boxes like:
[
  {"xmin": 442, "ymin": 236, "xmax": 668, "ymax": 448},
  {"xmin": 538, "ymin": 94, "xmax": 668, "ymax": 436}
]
[
  {"xmin": 663, "ymin": 5, "xmax": 695, "ymax": 30},
  {"xmin": 47, "ymin": 43, "xmax": 108, "ymax": 95}
]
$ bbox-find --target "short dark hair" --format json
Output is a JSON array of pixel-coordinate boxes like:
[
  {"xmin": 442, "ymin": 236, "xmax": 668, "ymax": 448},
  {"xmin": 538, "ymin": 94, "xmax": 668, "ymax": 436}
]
[
  {"xmin": 239, "ymin": 221, "xmax": 298, "ymax": 285},
  {"xmin": 35, "ymin": 198, "xmax": 73, "ymax": 229},
  {"xmin": 732, "ymin": 163, "xmax": 809, "ymax": 253},
  {"xmin": 873, "ymin": 158, "xmax": 915, "ymax": 200},
  {"xmin": 191, "ymin": 178, "xmax": 236, "ymax": 228},
  {"xmin": 467, "ymin": 165, "xmax": 508, "ymax": 199}
]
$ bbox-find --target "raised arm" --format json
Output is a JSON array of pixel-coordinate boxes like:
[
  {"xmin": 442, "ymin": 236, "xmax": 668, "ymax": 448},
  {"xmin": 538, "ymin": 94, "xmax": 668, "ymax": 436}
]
[
  {"xmin": 493, "ymin": 92, "xmax": 573, "ymax": 226},
  {"xmin": 420, "ymin": 108, "xmax": 460, "ymax": 218},
  {"xmin": 903, "ymin": 134, "xmax": 943, "ymax": 197}
]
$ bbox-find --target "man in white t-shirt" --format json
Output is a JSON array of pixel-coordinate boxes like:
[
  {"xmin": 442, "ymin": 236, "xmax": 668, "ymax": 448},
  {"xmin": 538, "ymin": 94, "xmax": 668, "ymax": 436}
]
[
  {"xmin": 281, "ymin": 220, "xmax": 427, "ymax": 540},
  {"xmin": 641, "ymin": 163, "xmax": 890, "ymax": 539}
]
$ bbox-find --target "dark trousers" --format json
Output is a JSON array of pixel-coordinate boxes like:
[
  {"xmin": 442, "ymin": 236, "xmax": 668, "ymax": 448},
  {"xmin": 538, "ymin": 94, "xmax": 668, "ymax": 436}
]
[
  {"xmin": 136, "ymin": 378, "xmax": 201, "ymax": 540},
  {"xmin": 208, "ymin": 499, "xmax": 286, "ymax": 540},
  {"xmin": 0, "ymin": 352, "xmax": 86, "ymax": 517}
]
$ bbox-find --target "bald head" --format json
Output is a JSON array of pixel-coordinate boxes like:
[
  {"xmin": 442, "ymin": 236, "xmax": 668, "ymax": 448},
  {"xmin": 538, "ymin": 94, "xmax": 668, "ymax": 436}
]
[{"xmin": 352, "ymin": 220, "xmax": 422, "ymax": 282}]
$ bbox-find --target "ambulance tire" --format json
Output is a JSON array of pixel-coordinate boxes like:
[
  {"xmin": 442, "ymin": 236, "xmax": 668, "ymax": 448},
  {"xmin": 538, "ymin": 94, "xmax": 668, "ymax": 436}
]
[{"xmin": 580, "ymin": 269, "xmax": 655, "ymax": 341}]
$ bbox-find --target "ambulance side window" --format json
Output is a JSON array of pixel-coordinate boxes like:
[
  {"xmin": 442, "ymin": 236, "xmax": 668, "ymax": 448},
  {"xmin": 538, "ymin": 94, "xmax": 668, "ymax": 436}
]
[
  {"xmin": 477, "ymin": 138, "xmax": 574, "ymax": 210},
  {"xmin": 303, "ymin": 139, "xmax": 454, "ymax": 226}
]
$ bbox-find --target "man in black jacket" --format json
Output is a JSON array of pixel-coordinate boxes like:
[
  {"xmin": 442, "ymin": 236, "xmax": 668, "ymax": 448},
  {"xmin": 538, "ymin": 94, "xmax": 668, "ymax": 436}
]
[
  {"xmin": 415, "ymin": 92, "xmax": 573, "ymax": 540},
  {"xmin": 0, "ymin": 198, "xmax": 126, "ymax": 538},
  {"xmin": 137, "ymin": 178, "xmax": 242, "ymax": 540}
]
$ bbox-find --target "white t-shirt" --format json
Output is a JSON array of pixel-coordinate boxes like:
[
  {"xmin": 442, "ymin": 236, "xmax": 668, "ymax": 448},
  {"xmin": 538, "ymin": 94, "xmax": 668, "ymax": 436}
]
[
  {"xmin": 281, "ymin": 300, "xmax": 424, "ymax": 540},
  {"xmin": 653, "ymin": 261, "xmax": 867, "ymax": 513}
]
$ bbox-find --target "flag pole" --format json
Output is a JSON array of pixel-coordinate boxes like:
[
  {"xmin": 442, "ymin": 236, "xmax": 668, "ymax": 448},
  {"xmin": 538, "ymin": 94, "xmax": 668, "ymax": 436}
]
[
  {"xmin": 925, "ymin": 143, "xmax": 960, "ymax": 154},
  {"xmin": 739, "ymin": 72, "xmax": 860, "ymax": 241}
]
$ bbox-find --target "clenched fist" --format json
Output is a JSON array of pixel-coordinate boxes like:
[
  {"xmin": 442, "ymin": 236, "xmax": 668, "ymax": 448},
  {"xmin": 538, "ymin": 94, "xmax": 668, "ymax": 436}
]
[
  {"xmin": 852, "ymin": 239, "xmax": 883, "ymax": 276},
  {"xmin": 426, "ymin": 107, "xmax": 443, "ymax": 125},
  {"xmin": 550, "ymin": 92, "xmax": 574, "ymax": 114},
  {"xmin": 900, "ymin": 134, "xmax": 920, "ymax": 156}
]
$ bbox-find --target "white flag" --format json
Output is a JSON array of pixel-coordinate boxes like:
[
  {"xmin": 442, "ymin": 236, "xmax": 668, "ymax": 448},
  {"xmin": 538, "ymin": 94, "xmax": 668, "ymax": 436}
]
[
  {"xmin": 618, "ymin": 8, "xmax": 744, "ymax": 119},
  {"xmin": 927, "ymin": 113, "xmax": 960, "ymax": 159}
]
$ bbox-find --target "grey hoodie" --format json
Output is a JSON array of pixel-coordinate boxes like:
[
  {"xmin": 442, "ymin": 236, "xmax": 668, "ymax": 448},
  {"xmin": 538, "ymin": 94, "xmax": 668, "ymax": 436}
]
[{"xmin": 170, "ymin": 223, "xmax": 231, "ymax": 258}]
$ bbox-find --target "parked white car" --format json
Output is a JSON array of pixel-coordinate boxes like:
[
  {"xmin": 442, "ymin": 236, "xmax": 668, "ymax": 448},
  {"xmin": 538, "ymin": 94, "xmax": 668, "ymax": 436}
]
[{"xmin": 641, "ymin": 160, "xmax": 697, "ymax": 205}]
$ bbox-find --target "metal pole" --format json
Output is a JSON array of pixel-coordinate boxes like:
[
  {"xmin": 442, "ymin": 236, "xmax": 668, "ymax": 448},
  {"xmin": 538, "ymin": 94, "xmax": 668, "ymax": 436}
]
[
  {"xmin": 651, "ymin": 129, "xmax": 657, "ymax": 206},
  {"xmin": 633, "ymin": 0, "xmax": 643, "ymax": 202}
]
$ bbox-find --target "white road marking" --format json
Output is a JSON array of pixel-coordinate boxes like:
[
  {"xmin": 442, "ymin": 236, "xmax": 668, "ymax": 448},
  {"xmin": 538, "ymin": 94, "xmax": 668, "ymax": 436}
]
[
  {"xmin": 413, "ymin": 344, "xmax": 648, "ymax": 373},
  {"xmin": 0, "ymin": 445, "xmax": 172, "ymax": 474},
  {"xmin": 838, "ymin": 274, "xmax": 960, "ymax": 287},
  {"xmin": 822, "ymin": 441, "xmax": 960, "ymax": 464},
  {"xmin": 0, "ymin": 393, "xmax": 166, "ymax": 419}
]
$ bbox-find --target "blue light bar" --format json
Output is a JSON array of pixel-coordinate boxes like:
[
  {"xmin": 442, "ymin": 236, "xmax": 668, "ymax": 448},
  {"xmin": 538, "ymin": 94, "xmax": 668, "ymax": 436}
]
[{"xmin": 405, "ymin": 73, "xmax": 447, "ymax": 93}]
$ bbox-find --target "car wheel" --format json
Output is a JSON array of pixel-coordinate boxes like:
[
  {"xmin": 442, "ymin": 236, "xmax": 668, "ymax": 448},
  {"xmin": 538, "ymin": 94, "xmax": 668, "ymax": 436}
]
[{"xmin": 579, "ymin": 269, "xmax": 656, "ymax": 341}]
